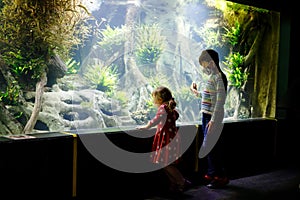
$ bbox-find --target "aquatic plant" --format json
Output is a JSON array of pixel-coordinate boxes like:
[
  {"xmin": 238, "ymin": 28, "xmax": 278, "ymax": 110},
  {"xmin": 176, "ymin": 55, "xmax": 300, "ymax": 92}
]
[
  {"xmin": 0, "ymin": 80, "xmax": 20, "ymax": 105},
  {"xmin": 194, "ymin": 25, "xmax": 222, "ymax": 49},
  {"xmin": 66, "ymin": 58, "xmax": 81, "ymax": 74},
  {"xmin": 223, "ymin": 21, "xmax": 240, "ymax": 46},
  {"xmin": 84, "ymin": 64, "xmax": 118, "ymax": 96},
  {"xmin": 112, "ymin": 91, "xmax": 128, "ymax": 109},
  {"xmin": 1, "ymin": 50, "xmax": 45, "ymax": 83},
  {"xmin": 0, "ymin": 0, "xmax": 91, "ymax": 68},
  {"xmin": 223, "ymin": 52, "xmax": 248, "ymax": 89},
  {"xmin": 135, "ymin": 24, "xmax": 165, "ymax": 76},
  {"xmin": 97, "ymin": 24, "xmax": 127, "ymax": 56},
  {"xmin": 0, "ymin": 0, "xmax": 91, "ymax": 134},
  {"xmin": 135, "ymin": 24, "xmax": 165, "ymax": 63}
]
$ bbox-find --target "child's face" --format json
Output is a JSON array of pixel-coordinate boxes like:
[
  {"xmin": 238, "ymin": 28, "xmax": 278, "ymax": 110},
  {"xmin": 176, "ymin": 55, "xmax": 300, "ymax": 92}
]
[
  {"xmin": 152, "ymin": 95, "xmax": 162, "ymax": 107},
  {"xmin": 200, "ymin": 60, "xmax": 212, "ymax": 75}
]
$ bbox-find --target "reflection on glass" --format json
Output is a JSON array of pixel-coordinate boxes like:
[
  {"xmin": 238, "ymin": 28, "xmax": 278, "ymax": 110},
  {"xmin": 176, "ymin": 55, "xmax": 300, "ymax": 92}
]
[{"xmin": 0, "ymin": 0, "xmax": 280, "ymax": 133}]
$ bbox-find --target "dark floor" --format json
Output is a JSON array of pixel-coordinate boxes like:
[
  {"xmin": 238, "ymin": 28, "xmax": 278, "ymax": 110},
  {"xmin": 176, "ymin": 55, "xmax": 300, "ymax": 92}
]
[{"xmin": 143, "ymin": 166, "xmax": 300, "ymax": 200}]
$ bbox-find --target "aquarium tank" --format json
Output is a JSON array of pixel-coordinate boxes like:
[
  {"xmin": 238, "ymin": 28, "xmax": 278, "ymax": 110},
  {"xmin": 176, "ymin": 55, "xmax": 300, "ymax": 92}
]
[{"xmin": 0, "ymin": 0, "xmax": 280, "ymax": 134}]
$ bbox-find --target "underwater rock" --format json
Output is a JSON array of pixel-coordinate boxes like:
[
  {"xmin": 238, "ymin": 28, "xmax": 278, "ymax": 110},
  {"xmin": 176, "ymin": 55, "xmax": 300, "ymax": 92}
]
[
  {"xmin": 32, "ymin": 78, "xmax": 136, "ymax": 132},
  {"xmin": 47, "ymin": 54, "xmax": 67, "ymax": 87}
]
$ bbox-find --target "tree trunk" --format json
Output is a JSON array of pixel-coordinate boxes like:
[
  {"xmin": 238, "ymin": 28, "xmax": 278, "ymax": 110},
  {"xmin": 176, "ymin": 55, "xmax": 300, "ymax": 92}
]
[
  {"xmin": 251, "ymin": 11, "xmax": 279, "ymax": 118},
  {"xmin": 123, "ymin": 4, "xmax": 146, "ymax": 93},
  {"xmin": 22, "ymin": 71, "xmax": 47, "ymax": 134}
]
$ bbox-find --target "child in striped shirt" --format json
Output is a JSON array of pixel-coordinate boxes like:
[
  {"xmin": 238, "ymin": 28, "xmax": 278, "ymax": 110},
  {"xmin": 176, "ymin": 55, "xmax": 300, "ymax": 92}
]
[{"xmin": 190, "ymin": 49, "xmax": 229, "ymax": 189}]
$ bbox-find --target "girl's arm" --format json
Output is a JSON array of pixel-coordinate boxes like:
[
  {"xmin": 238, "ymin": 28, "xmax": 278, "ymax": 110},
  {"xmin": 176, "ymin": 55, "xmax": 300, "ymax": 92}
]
[
  {"xmin": 137, "ymin": 105, "xmax": 167, "ymax": 129},
  {"xmin": 211, "ymin": 75, "xmax": 226, "ymax": 122}
]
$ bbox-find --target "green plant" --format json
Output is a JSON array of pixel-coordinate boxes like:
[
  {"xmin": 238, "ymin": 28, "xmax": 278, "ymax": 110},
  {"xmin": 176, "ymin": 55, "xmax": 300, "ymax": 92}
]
[
  {"xmin": 135, "ymin": 45, "xmax": 162, "ymax": 65},
  {"xmin": 112, "ymin": 91, "xmax": 128, "ymax": 109},
  {"xmin": 223, "ymin": 52, "xmax": 248, "ymax": 88},
  {"xmin": 84, "ymin": 64, "xmax": 118, "ymax": 96},
  {"xmin": 66, "ymin": 58, "xmax": 81, "ymax": 74},
  {"xmin": 0, "ymin": 0, "xmax": 91, "ymax": 83},
  {"xmin": 2, "ymin": 50, "xmax": 45, "ymax": 81},
  {"xmin": 97, "ymin": 24, "xmax": 127, "ymax": 56},
  {"xmin": 222, "ymin": 21, "xmax": 241, "ymax": 46},
  {"xmin": 174, "ymin": 86, "xmax": 197, "ymax": 104},
  {"xmin": 148, "ymin": 74, "xmax": 170, "ymax": 90},
  {"xmin": 135, "ymin": 24, "xmax": 165, "ymax": 65},
  {"xmin": 0, "ymin": 80, "xmax": 20, "ymax": 105},
  {"xmin": 195, "ymin": 26, "xmax": 222, "ymax": 48}
]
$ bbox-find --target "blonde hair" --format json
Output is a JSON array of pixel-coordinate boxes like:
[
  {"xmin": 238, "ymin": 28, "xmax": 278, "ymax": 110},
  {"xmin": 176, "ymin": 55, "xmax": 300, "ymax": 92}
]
[{"xmin": 152, "ymin": 86, "xmax": 177, "ymax": 110}]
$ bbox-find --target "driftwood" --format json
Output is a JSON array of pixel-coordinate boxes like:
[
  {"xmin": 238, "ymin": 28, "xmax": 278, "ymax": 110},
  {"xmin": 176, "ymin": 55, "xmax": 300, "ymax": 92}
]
[
  {"xmin": 22, "ymin": 71, "xmax": 47, "ymax": 134},
  {"xmin": 0, "ymin": 54, "xmax": 66, "ymax": 135},
  {"xmin": 22, "ymin": 54, "xmax": 66, "ymax": 134}
]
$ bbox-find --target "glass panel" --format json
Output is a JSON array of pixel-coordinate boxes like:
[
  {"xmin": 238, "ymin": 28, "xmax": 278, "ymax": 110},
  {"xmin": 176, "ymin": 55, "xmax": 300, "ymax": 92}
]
[{"xmin": 0, "ymin": 0, "xmax": 280, "ymax": 133}]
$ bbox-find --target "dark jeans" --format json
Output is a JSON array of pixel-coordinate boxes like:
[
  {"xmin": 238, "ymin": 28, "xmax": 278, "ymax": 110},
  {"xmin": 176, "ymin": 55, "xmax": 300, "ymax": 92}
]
[{"xmin": 201, "ymin": 113, "xmax": 226, "ymax": 178}]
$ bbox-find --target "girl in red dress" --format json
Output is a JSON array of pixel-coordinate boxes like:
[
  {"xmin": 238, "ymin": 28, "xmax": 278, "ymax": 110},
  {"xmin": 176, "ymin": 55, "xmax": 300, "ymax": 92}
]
[{"xmin": 138, "ymin": 86, "xmax": 191, "ymax": 193}]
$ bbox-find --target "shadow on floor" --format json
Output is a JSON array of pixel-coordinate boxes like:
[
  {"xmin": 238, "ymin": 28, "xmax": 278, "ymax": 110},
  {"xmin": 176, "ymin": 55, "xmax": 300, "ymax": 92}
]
[{"xmin": 143, "ymin": 166, "xmax": 300, "ymax": 200}]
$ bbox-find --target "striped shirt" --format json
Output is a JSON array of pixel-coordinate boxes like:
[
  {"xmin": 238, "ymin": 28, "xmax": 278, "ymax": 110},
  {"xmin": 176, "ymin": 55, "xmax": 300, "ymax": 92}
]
[{"xmin": 201, "ymin": 73, "xmax": 226, "ymax": 122}]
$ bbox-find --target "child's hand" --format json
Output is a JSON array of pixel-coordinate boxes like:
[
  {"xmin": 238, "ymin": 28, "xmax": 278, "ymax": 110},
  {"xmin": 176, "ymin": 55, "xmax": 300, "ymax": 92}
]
[
  {"xmin": 190, "ymin": 82, "xmax": 198, "ymax": 96},
  {"xmin": 191, "ymin": 82, "xmax": 197, "ymax": 90},
  {"xmin": 136, "ymin": 125, "xmax": 148, "ymax": 130},
  {"xmin": 191, "ymin": 82, "xmax": 197, "ymax": 91}
]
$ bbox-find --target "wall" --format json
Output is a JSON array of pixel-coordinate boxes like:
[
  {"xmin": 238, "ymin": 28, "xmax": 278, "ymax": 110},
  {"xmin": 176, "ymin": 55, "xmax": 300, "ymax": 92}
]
[
  {"xmin": 0, "ymin": 119, "xmax": 278, "ymax": 199},
  {"xmin": 0, "ymin": 133, "xmax": 75, "ymax": 198}
]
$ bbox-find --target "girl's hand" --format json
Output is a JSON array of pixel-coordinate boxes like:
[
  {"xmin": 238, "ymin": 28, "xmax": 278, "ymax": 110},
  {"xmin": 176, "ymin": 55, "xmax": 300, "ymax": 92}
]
[
  {"xmin": 190, "ymin": 82, "xmax": 199, "ymax": 96},
  {"xmin": 206, "ymin": 121, "xmax": 213, "ymax": 133},
  {"xmin": 136, "ymin": 126, "xmax": 148, "ymax": 130},
  {"xmin": 190, "ymin": 82, "xmax": 197, "ymax": 90},
  {"xmin": 137, "ymin": 123, "xmax": 150, "ymax": 130}
]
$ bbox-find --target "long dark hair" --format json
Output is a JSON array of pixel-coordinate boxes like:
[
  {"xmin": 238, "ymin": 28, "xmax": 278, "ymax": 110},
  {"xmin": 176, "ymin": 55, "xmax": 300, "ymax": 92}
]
[{"xmin": 199, "ymin": 49, "xmax": 228, "ymax": 92}]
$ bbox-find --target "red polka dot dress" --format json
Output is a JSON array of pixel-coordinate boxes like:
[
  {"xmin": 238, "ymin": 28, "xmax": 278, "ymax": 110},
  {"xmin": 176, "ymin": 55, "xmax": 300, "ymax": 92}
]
[{"xmin": 149, "ymin": 104, "xmax": 181, "ymax": 166}]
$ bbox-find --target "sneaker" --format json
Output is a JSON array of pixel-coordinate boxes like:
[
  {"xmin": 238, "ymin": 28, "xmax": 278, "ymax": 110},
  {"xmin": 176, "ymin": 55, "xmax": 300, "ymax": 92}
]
[
  {"xmin": 202, "ymin": 174, "xmax": 213, "ymax": 185},
  {"xmin": 206, "ymin": 176, "xmax": 229, "ymax": 189}
]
